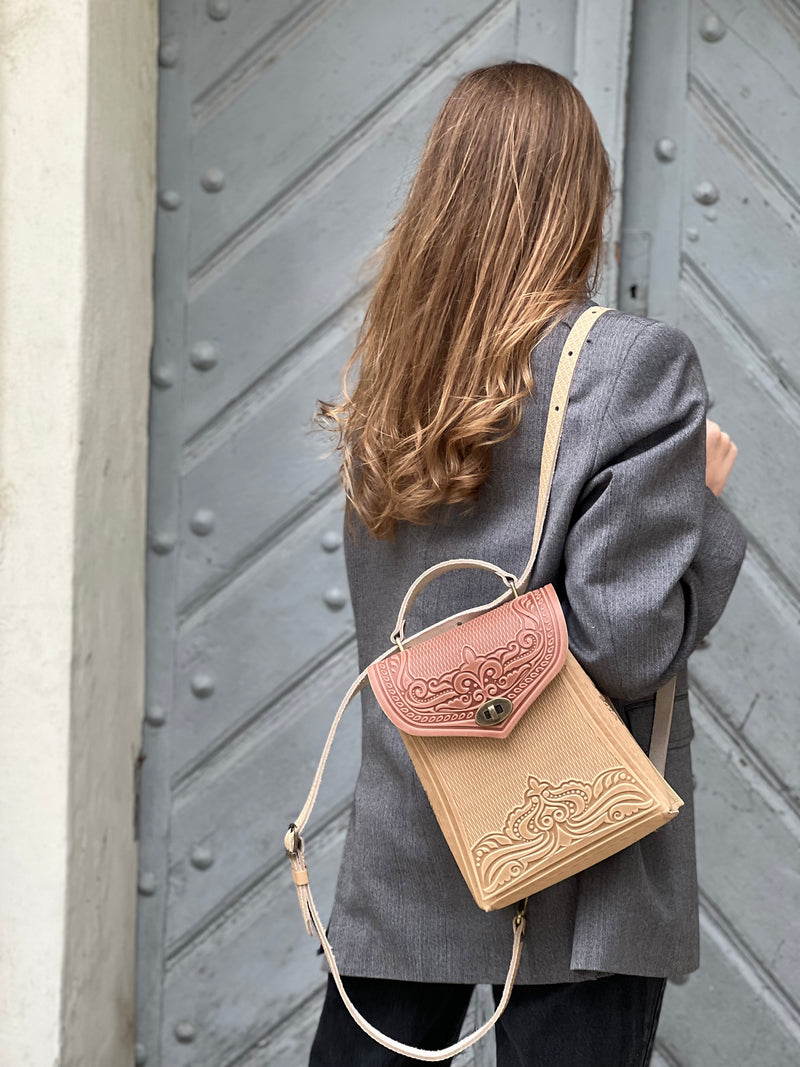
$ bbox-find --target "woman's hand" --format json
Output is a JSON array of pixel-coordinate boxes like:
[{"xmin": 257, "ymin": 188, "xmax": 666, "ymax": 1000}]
[{"xmin": 706, "ymin": 419, "xmax": 738, "ymax": 496}]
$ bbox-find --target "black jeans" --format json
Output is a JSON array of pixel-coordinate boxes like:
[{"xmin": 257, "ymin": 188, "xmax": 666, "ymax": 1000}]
[{"xmin": 309, "ymin": 972, "xmax": 667, "ymax": 1067}]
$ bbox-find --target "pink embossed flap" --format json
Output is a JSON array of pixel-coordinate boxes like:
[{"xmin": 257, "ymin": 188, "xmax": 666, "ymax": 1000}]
[{"xmin": 368, "ymin": 585, "xmax": 568, "ymax": 739}]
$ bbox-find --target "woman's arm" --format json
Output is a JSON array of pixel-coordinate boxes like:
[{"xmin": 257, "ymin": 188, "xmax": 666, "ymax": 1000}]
[{"xmin": 562, "ymin": 320, "xmax": 747, "ymax": 702}]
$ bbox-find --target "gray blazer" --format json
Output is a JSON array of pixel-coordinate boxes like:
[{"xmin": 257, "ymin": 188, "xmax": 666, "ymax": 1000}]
[{"xmin": 325, "ymin": 297, "xmax": 747, "ymax": 984}]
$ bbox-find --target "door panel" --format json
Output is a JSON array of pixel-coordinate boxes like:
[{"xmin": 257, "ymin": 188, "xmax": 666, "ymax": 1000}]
[
  {"xmin": 188, "ymin": 0, "xmax": 498, "ymax": 267},
  {"xmin": 140, "ymin": 4, "xmax": 587, "ymax": 1065},
  {"xmin": 622, "ymin": 2, "xmax": 800, "ymax": 1063},
  {"xmin": 140, "ymin": 1, "xmax": 798, "ymax": 1063},
  {"xmin": 181, "ymin": 3, "xmax": 517, "ymax": 439}
]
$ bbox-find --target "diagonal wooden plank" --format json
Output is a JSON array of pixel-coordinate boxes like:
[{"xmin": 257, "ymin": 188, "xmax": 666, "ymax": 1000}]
[
  {"xmin": 691, "ymin": 695, "xmax": 800, "ymax": 1002},
  {"xmin": 173, "ymin": 495, "xmax": 353, "ymax": 775},
  {"xmin": 678, "ymin": 279, "xmax": 800, "ymax": 592},
  {"xmin": 693, "ymin": 0, "xmax": 800, "ymax": 99},
  {"xmin": 691, "ymin": 0, "xmax": 800, "ymax": 204},
  {"xmin": 690, "ymin": 554, "xmax": 800, "ymax": 799},
  {"xmin": 181, "ymin": 3, "xmax": 516, "ymax": 436},
  {"xmin": 177, "ymin": 302, "xmax": 360, "ymax": 610},
  {"xmin": 187, "ymin": 0, "xmax": 320, "ymax": 101},
  {"xmin": 192, "ymin": 0, "xmax": 343, "ymax": 122},
  {"xmin": 657, "ymin": 915, "xmax": 800, "ymax": 1065},
  {"xmin": 188, "ymin": 0, "xmax": 504, "ymax": 269},
  {"xmin": 224, "ymin": 985, "xmax": 327, "ymax": 1067},
  {"xmin": 162, "ymin": 812, "xmax": 350, "ymax": 1067},
  {"xmin": 682, "ymin": 104, "xmax": 800, "ymax": 399},
  {"xmin": 166, "ymin": 644, "xmax": 361, "ymax": 947}
]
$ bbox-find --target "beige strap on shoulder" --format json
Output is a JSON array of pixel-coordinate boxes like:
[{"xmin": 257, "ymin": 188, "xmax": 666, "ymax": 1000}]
[
  {"xmin": 390, "ymin": 307, "xmax": 611, "ymax": 643},
  {"xmin": 285, "ymin": 305, "xmax": 676, "ymax": 1060}
]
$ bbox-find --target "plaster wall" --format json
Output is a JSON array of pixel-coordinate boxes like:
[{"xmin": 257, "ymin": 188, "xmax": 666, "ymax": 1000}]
[{"xmin": 0, "ymin": 2, "xmax": 157, "ymax": 1064}]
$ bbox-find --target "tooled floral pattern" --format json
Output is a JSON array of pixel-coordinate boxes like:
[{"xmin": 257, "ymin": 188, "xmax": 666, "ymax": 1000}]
[
  {"xmin": 374, "ymin": 591, "xmax": 558, "ymax": 724},
  {"xmin": 471, "ymin": 768, "xmax": 656, "ymax": 893}
]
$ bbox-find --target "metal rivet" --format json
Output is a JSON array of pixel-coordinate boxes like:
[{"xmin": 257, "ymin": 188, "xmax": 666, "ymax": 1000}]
[
  {"xmin": 190, "ymin": 508, "xmax": 215, "ymax": 536},
  {"xmin": 150, "ymin": 532, "xmax": 175, "ymax": 555},
  {"xmin": 145, "ymin": 705, "xmax": 167, "ymax": 728},
  {"xmin": 201, "ymin": 167, "xmax": 226, "ymax": 193},
  {"xmin": 135, "ymin": 1043, "xmax": 148, "ymax": 1066},
  {"xmin": 704, "ymin": 207, "xmax": 718, "ymax": 222},
  {"xmin": 158, "ymin": 189, "xmax": 181, "ymax": 211},
  {"xmin": 699, "ymin": 14, "xmax": 726, "ymax": 42},
  {"xmin": 323, "ymin": 587, "xmax": 347, "ymax": 611},
  {"xmin": 190, "ymin": 341, "xmax": 219, "ymax": 371},
  {"xmin": 138, "ymin": 872, "xmax": 157, "ymax": 896},
  {"xmin": 191, "ymin": 673, "xmax": 215, "ymax": 699},
  {"xmin": 654, "ymin": 137, "xmax": 677, "ymax": 163},
  {"xmin": 321, "ymin": 531, "xmax": 342, "ymax": 552},
  {"xmin": 158, "ymin": 40, "xmax": 179, "ymax": 68},
  {"xmin": 190, "ymin": 845, "xmax": 214, "ymax": 870},
  {"xmin": 692, "ymin": 181, "xmax": 719, "ymax": 206},
  {"xmin": 686, "ymin": 227, "xmax": 699, "ymax": 243},
  {"xmin": 174, "ymin": 1021, "xmax": 196, "ymax": 1043},
  {"xmin": 207, "ymin": 0, "xmax": 230, "ymax": 19},
  {"xmin": 151, "ymin": 365, "xmax": 174, "ymax": 389}
]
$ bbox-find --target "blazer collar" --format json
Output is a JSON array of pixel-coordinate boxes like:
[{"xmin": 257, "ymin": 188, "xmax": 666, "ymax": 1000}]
[{"xmin": 558, "ymin": 295, "xmax": 600, "ymax": 330}]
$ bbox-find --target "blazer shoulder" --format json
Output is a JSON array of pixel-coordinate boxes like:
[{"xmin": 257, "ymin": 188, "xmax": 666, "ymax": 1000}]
[
  {"xmin": 590, "ymin": 308, "xmax": 693, "ymax": 353},
  {"xmin": 588, "ymin": 310, "xmax": 704, "ymax": 392},
  {"xmin": 587, "ymin": 313, "xmax": 708, "ymax": 454}
]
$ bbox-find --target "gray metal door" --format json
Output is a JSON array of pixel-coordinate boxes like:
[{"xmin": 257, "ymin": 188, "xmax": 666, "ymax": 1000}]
[
  {"xmin": 138, "ymin": 4, "xmax": 602, "ymax": 1065},
  {"xmin": 620, "ymin": 2, "xmax": 800, "ymax": 1064},
  {"xmin": 138, "ymin": 1, "xmax": 797, "ymax": 1064}
]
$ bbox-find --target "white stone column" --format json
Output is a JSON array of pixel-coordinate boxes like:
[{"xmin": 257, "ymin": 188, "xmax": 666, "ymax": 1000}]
[{"xmin": 0, "ymin": 2, "xmax": 157, "ymax": 1064}]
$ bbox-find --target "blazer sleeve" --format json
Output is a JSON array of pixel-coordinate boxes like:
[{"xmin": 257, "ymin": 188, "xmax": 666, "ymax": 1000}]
[{"xmin": 562, "ymin": 320, "xmax": 747, "ymax": 702}]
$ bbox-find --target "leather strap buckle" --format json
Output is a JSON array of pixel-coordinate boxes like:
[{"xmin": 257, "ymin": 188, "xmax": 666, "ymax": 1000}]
[
  {"xmin": 514, "ymin": 896, "xmax": 529, "ymax": 938},
  {"xmin": 284, "ymin": 822, "xmax": 301, "ymax": 856}
]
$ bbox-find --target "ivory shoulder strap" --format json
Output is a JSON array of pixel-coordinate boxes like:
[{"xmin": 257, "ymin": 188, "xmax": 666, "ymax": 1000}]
[{"xmin": 285, "ymin": 305, "xmax": 677, "ymax": 1061}]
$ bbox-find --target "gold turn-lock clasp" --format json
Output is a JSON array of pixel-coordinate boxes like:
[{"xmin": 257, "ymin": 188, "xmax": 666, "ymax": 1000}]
[{"xmin": 475, "ymin": 697, "xmax": 513, "ymax": 727}]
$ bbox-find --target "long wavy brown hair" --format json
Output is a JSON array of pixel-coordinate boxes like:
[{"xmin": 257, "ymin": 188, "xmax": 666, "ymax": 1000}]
[{"xmin": 315, "ymin": 61, "xmax": 612, "ymax": 539}]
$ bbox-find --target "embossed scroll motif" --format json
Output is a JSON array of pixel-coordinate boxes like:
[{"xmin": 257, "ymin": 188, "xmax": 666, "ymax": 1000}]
[
  {"xmin": 472, "ymin": 768, "xmax": 657, "ymax": 894},
  {"xmin": 368, "ymin": 585, "xmax": 568, "ymax": 739}
]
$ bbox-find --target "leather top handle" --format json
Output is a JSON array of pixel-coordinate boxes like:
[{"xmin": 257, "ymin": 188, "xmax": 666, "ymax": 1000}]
[{"xmin": 391, "ymin": 560, "xmax": 519, "ymax": 648}]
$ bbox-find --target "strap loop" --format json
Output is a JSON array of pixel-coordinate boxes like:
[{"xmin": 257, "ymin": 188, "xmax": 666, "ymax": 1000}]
[{"xmin": 284, "ymin": 823, "xmax": 300, "ymax": 855}]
